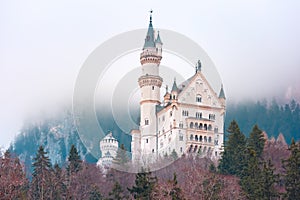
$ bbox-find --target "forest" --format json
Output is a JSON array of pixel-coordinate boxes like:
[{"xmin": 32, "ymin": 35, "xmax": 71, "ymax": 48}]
[{"xmin": 1, "ymin": 120, "xmax": 300, "ymax": 199}]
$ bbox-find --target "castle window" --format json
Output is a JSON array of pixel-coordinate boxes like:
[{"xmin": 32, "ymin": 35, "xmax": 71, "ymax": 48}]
[
  {"xmin": 173, "ymin": 95, "xmax": 176, "ymax": 99},
  {"xmin": 196, "ymin": 112, "xmax": 202, "ymax": 119},
  {"xmin": 208, "ymin": 136, "xmax": 212, "ymax": 143},
  {"xmin": 204, "ymin": 124, "xmax": 207, "ymax": 130},
  {"xmin": 152, "ymin": 149, "xmax": 154, "ymax": 153},
  {"xmin": 170, "ymin": 111, "xmax": 172, "ymax": 117},
  {"xmin": 195, "ymin": 135, "xmax": 198, "ymax": 141},
  {"xmin": 204, "ymin": 136, "xmax": 207, "ymax": 142},
  {"xmin": 179, "ymin": 121, "xmax": 183, "ymax": 128},
  {"xmin": 179, "ymin": 134, "xmax": 183, "ymax": 141},
  {"xmin": 182, "ymin": 110, "xmax": 189, "ymax": 116},
  {"xmin": 214, "ymin": 127, "xmax": 218, "ymax": 133},
  {"xmin": 195, "ymin": 122, "xmax": 198, "ymax": 129},
  {"xmin": 152, "ymin": 86, "xmax": 155, "ymax": 90},
  {"xmin": 199, "ymin": 135, "xmax": 203, "ymax": 142},
  {"xmin": 146, "ymin": 139, "xmax": 149, "ymax": 143},
  {"xmin": 190, "ymin": 122, "xmax": 194, "ymax": 129},
  {"xmin": 190, "ymin": 134, "xmax": 193, "ymax": 140},
  {"xmin": 196, "ymin": 95, "xmax": 202, "ymax": 103},
  {"xmin": 209, "ymin": 114, "xmax": 215, "ymax": 120},
  {"xmin": 200, "ymin": 123, "xmax": 203, "ymax": 129},
  {"xmin": 180, "ymin": 147, "xmax": 183, "ymax": 152},
  {"xmin": 208, "ymin": 124, "xmax": 212, "ymax": 131},
  {"xmin": 145, "ymin": 119, "xmax": 149, "ymax": 125}
]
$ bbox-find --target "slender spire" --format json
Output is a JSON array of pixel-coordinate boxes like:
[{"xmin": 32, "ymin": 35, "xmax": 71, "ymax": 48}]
[
  {"xmin": 219, "ymin": 84, "xmax": 226, "ymax": 99},
  {"xmin": 143, "ymin": 10, "xmax": 155, "ymax": 49},
  {"xmin": 171, "ymin": 78, "xmax": 178, "ymax": 92},
  {"xmin": 155, "ymin": 31, "xmax": 163, "ymax": 44}
]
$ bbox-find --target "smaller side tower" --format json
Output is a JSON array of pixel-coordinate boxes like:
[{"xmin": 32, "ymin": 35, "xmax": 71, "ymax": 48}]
[{"xmin": 97, "ymin": 132, "xmax": 118, "ymax": 170}]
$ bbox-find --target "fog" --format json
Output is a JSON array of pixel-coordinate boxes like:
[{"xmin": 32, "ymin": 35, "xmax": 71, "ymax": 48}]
[{"xmin": 1, "ymin": 0, "xmax": 300, "ymax": 147}]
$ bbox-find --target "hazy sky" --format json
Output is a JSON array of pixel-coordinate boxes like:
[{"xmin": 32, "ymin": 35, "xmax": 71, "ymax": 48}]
[{"xmin": 1, "ymin": 0, "xmax": 300, "ymax": 148}]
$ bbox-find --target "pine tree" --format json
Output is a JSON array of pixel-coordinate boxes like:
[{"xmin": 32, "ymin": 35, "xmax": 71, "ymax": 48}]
[
  {"xmin": 248, "ymin": 124, "xmax": 265, "ymax": 157},
  {"xmin": 30, "ymin": 146, "xmax": 53, "ymax": 199},
  {"xmin": 260, "ymin": 159, "xmax": 278, "ymax": 199},
  {"xmin": 52, "ymin": 163, "xmax": 66, "ymax": 199},
  {"xmin": 239, "ymin": 149, "xmax": 262, "ymax": 200},
  {"xmin": 89, "ymin": 185, "xmax": 103, "ymax": 200},
  {"xmin": 170, "ymin": 149, "xmax": 178, "ymax": 160},
  {"xmin": 283, "ymin": 139, "xmax": 300, "ymax": 200},
  {"xmin": 128, "ymin": 167, "xmax": 157, "ymax": 199},
  {"xmin": 218, "ymin": 120, "xmax": 247, "ymax": 176},
  {"xmin": 108, "ymin": 181, "xmax": 127, "ymax": 200},
  {"xmin": 169, "ymin": 173, "xmax": 183, "ymax": 200},
  {"xmin": 67, "ymin": 144, "xmax": 82, "ymax": 174},
  {"xmin": 112, "ymin": 144, "xmax": 129, "ymax": 168}
]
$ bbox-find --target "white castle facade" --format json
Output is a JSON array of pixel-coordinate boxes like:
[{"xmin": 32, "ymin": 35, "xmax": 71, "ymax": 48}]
[{"xmin": 131, "ymin": 15, "xmax": 226, "ymax": 164}]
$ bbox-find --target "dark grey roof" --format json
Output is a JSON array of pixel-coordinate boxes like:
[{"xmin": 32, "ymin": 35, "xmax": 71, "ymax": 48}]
[
  {"xmin": 143, "ymin": 17, "xmax": 155, "ymax": 48},
  {"xmin": 155, "ymin": 31, "xmax": 162, "ymax": 44},
  {"xmin": 219, "ymin": 84, "xmax": 226, "ymax": 99},
  {"xmin": 171, "ymin": 79, "xmax": 178, "ymax": 92}
]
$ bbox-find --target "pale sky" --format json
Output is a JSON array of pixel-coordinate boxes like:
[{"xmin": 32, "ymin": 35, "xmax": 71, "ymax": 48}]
[{"xmin": 1, "ymin": 0, "xmax": 300, "ymax": 148}]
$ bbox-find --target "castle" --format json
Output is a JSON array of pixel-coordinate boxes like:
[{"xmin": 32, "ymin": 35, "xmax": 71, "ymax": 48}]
[
  {"xmin": 97, "ymin": 14, "xmax": 226, "ymax": 167},
  {"xmin": 130, "ymin": 14, "xmax": 226, "ymax": 164}
]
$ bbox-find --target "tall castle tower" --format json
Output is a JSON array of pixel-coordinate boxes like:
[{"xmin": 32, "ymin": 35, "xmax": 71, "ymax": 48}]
[{"xmin": 138, "ymin": 12, "xmax": 162, "ymax": 161}]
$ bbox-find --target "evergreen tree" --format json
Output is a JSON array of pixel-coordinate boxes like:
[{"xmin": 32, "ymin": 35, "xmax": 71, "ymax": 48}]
[
  {"xmin": 283, "ymin": 139, "xmax": 300, "ymax": 200},
  {"xmin": 108, "ymin": 181, "xmax": 127, "ymax": 200},
  {"xmin": 260, "ymin": 159, "xmax": 278, "ymax": 199},
  {"xmin": 52, "ymin": 163, "xmax": 66, "ymax": 199},
  {"xmin": 89, "ymin": 185, "xmax": 103, "ymax": 200},
  {"xmin": 248, "ymin": 124, "xmax": 265, "ymax": 157},
  {"xmin": 128, "ymin": 168, "xmax": 157, "ymax": 199},
  {"xmin": 239, "ymin": 149, "xmax": 262, "ymax": 200},
  {"xmin": 112, "ymin": 144, "xmax": 129, "ymax": 167},
  {"xmin": 67, "ymin": 144, "xmax": 82, "ymax": 174},
  {"xmin": 169, "ymin": 173, "xmax": 183, "ymax": 200},
  {"xmin": 218, "ymin": 120, "xmax": 247, "ymax": 176},
  {"xmin": 170, "ymin": 149, "xmax": 178, "ymax": 160},
  {"xmin": 30, "ymin": 146, "xmax": 53, "ymax": 199}
]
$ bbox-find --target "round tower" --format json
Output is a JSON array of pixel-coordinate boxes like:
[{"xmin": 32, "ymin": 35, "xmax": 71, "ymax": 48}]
[{"xmin": 138, "ymin": 12, "xmax": 163, "ymax": 156}]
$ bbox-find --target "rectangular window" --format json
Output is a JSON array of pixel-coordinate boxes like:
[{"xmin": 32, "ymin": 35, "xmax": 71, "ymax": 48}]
[{"xmin": 146, "ymin": 139, "xmax": 148, "ymax": 143}]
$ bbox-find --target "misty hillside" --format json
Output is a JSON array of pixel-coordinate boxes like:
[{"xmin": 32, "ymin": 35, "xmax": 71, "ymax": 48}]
[{"xmin": 9, "ymin": 99, "xmax": 300, "ymax": 174}]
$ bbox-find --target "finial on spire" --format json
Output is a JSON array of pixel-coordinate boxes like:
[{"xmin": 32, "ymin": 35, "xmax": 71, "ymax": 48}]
[
  {"xmin": 149, "ymin": 9, "xmax": 153, "ymax": 23},
  {"xmin": 196, "ymin": 59, "xmax": 202, "ymax": 73}
]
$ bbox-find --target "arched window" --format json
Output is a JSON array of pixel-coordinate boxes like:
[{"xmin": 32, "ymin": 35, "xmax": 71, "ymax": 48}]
[
  {"xmin": 152, "ymin": 86, "xmax": 155, "ymax": 90},
  {"xmin": 190, "ymin": 134, "xmax": 193, "ymax": 140},
  {"xmin": 204, "ymin": 124, "xmax": 207, "ymax": 130},
  {"xmin": 208, "ymin": 124, "xmax": 212, "ymax": 131},
  {"xmin": 179, "ymin": 121, "xmax": 183, "ymax": 128},
  {"xmin": 145, "ymin": 119, "xmax": 149, "ymax": 125},
  {"xmin": 190, "ymin": 122, "xmax": 194, "ymax": 129},
  {"xmin": 200, "ymin": 123, "xmax": 203, "ymax": 129},
  {"xmin": 199, "ymin": 135, "xmax": 203, "ymax": 142},
  {"xmin": 195, "ymin": 135, "xmax": 198, "ymax": 141},
  {"xmin": 204, "ymin": 136, "xmax": 207, "ymax": 142},
  {"xmin": 214, "ymin": 127, "xmax": 218, "ymax": 133},
  {"xmin": 208, "ymin": 136, "xmax": 212, "ymax": 143},
  {"xmin": 195, "ymin": 122, "xmax": 198, "ymax": 129}
]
